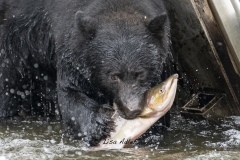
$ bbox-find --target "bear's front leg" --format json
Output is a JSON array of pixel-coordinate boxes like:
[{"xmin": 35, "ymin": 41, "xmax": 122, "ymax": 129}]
[{"xmin": 58, "ymin": 90, "xmax": 114, "ymax": 146}]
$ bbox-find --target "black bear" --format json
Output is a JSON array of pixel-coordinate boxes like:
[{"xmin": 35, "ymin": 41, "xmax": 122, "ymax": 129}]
[{"xmin": 0, "ymin": 0, "xmax": 171, "ymax": 146}]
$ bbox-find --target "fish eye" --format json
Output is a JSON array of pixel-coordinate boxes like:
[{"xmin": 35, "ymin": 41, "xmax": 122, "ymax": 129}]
[{"xmin": 159, "ymin": 89, "xmax": 164, "ymax": 93}]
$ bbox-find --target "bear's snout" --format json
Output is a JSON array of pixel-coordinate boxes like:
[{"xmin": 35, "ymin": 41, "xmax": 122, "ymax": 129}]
[{"xmin": 115, "ymin": 86, "xmax": 146, "ymax": 119}]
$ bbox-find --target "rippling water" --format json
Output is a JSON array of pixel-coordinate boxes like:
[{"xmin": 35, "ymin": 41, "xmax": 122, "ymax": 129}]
[{"xmin": 0, "ymin": 110, "xmax": 240, "ymax": 160}]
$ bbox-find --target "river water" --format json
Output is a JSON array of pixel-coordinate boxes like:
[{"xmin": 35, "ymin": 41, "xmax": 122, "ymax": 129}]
[{"xmin": 0, "ymin": 109, "xmax": 240, "ymax": 160}]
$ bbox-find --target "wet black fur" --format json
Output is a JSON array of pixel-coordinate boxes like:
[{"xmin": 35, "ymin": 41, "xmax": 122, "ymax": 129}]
[{"xmin": 0, "ymin": 0, "xmax": 171, "ymax": 146}]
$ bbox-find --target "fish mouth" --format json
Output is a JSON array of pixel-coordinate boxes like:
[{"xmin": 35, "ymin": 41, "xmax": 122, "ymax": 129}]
[{"xmin": 164, "ymin": 74, "xmax": 179, "ymax": 95}]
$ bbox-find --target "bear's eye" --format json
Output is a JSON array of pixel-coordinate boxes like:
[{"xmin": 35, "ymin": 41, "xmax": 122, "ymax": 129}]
[
  {"xmin": 110, "ymin": 75, "xmax": 119, "ymax": 82},
  {"xmin": 137, "ymin": 72, "xmax": 146, "ymax": 80}
]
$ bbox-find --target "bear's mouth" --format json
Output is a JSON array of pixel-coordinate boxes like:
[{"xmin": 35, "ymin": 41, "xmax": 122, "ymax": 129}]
[
  {"xmin": 112, "ymin": 102, "xmax": 142, "ymax": 120},
  {"xmin": 113, "ymin": 95, "xmax": 145, "ymax": 120},
  {"xmin": 115, "ymin": 108, "xmax": 141, "ymax": 120}
]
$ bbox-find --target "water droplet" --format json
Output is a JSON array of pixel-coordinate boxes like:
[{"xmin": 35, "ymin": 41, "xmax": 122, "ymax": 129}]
[
  {"xmin": 34, "ymin": 63, "xmax": 39, "ymax": 68},
  {"xmin": 25, "ymin": 90, "xmax": 30, "ymax": 95},
  {"xmin": 1, "ymin": 49, "xmax": 5, "ymax": 54},
  {"xmin": 10, "ymin": 89, "xmax": 15, "ymax": 93},
  {"xmin": 22, "ymin": 84, "xmax": 28, "ymax": 89},
  {"xmin": 43, "ymin": 76, "xmax": 48, "ymax": 80}
]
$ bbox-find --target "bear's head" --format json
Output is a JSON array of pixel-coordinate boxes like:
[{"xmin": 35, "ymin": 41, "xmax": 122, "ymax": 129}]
[{"xmin": 74, "ymin": 11, "xmax": 170, "ymax": 119}]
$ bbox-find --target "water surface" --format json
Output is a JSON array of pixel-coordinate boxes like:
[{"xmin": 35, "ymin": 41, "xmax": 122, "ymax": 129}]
[{"xmin": 0, "ymin": 111, "xmax": 240, "ymax": 160}]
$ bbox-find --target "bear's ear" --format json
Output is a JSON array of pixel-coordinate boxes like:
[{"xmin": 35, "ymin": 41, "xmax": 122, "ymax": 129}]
[
  {"xmin": 75, "ymin": 11, "xmax": 96, "ymax": 39},
  {"xmin": 147, "ymin": 13, "xmax": 168, "ymax": 37}
]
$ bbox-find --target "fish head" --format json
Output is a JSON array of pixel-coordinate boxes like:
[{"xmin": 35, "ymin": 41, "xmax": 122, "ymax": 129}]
[{"xmin": 140, "ymin": 74, "xmax": 178, "ymax": 117}]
